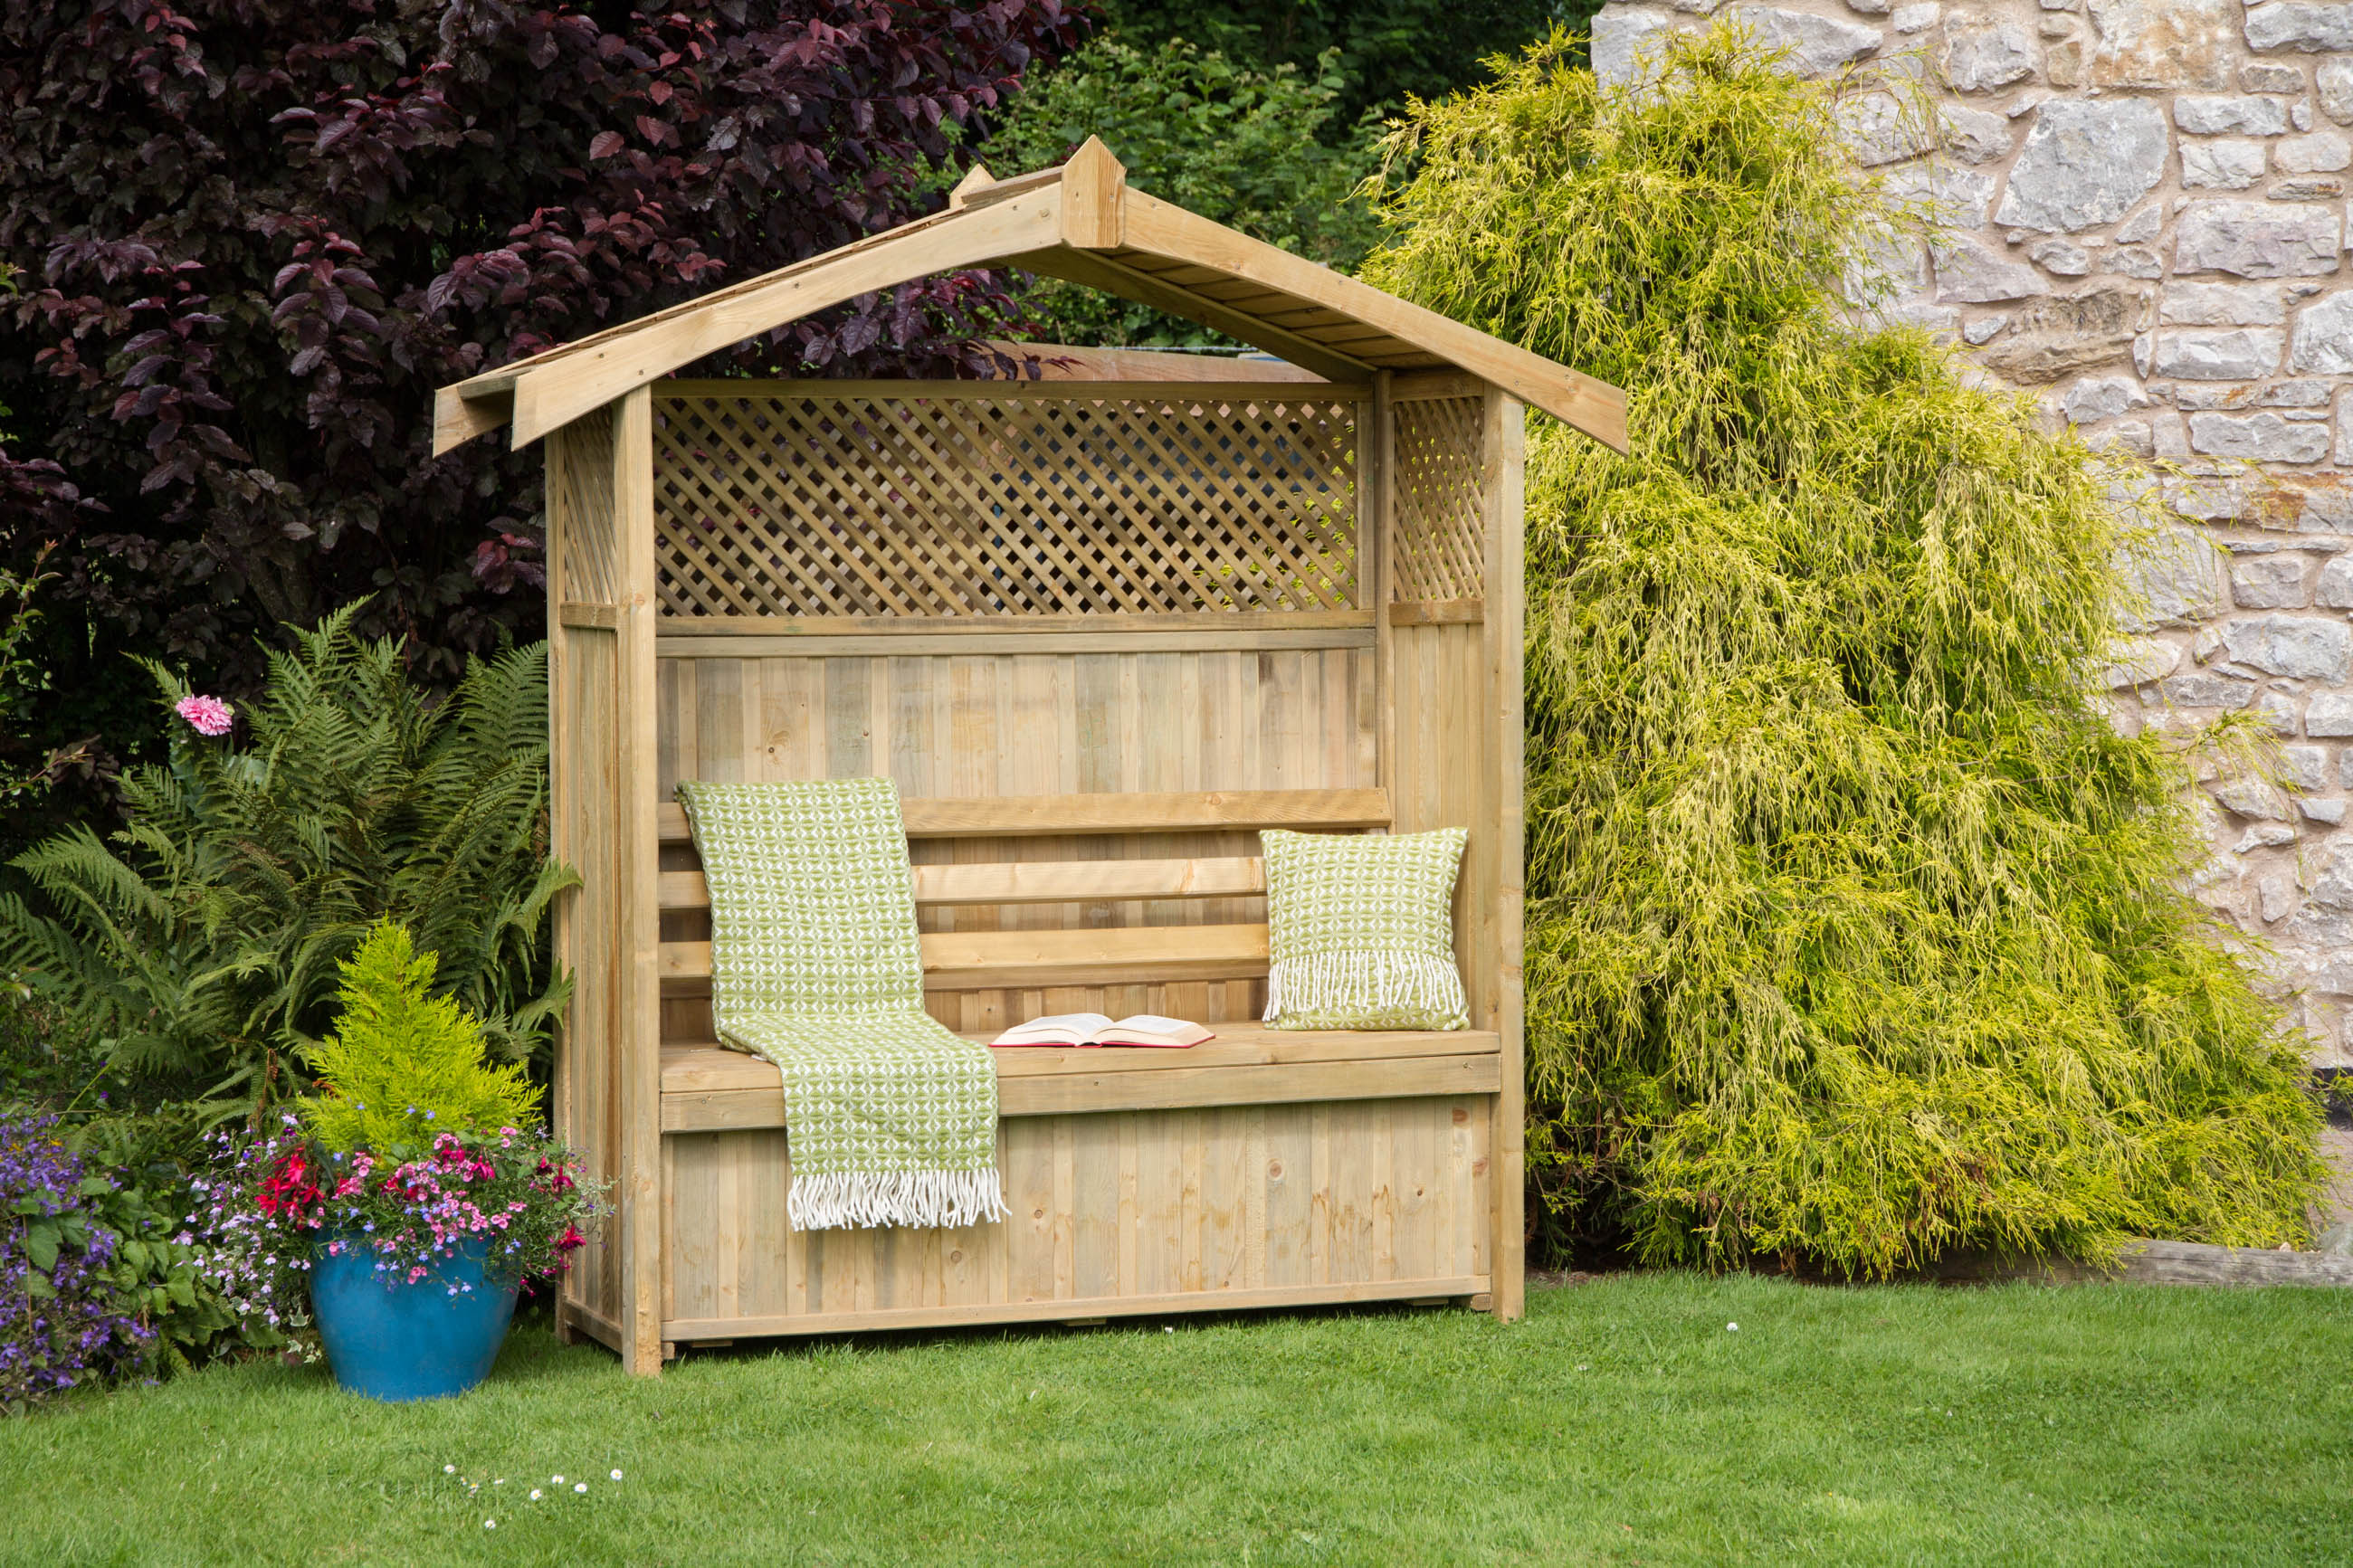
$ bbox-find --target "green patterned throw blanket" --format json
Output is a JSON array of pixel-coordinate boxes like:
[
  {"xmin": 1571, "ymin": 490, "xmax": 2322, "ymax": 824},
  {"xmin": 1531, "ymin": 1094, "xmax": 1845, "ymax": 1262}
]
[{"xmin": 676, "ymin": 778, "xmax": 1006, "ymax": 1231}]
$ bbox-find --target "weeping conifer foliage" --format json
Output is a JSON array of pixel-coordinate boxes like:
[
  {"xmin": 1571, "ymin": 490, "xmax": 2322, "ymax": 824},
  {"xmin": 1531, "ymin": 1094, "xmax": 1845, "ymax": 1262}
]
[{"xmin": 1362, "ymin": 26, "xmax": 2328, "ymax": 1273}]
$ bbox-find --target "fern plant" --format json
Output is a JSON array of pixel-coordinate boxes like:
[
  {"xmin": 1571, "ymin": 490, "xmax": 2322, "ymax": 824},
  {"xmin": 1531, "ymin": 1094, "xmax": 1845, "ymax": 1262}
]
[
  {"xmin": 299, "ymin": 921, "xmax": 539, "ymax": 1155},
  {"xmin": 0, "ymin": 606, "xmax": 576, "ymax": 1116}
]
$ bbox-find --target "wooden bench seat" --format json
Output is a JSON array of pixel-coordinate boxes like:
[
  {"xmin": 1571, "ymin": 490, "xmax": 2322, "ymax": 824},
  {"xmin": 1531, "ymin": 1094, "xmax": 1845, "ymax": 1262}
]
[
  {"xmin": 654, "ymin": 784, "xmax": 1494, "ymax": 1125},
  {"xmin": 661, "ymin": 1028, "xmax": 1503, "ymax": 1131}
]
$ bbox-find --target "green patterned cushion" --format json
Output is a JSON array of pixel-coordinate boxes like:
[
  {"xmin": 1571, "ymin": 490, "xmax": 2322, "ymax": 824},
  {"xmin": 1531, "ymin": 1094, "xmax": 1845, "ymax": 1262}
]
[{"xmin": 1260, "ymin": 827, "xmax": 1471, "ymax": 1031}]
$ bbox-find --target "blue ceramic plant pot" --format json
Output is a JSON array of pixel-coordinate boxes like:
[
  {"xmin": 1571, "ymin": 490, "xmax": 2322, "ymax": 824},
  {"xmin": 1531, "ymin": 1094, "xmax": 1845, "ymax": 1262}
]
[{"xmin": 310, "ymin": 1236, "xmax": 519, "ymax": 1402}]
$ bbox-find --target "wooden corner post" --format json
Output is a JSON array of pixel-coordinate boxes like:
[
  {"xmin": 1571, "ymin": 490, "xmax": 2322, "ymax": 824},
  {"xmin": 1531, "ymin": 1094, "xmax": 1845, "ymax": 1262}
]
[
  {"xmin": 614, "ymin": 385, "xmax": 665, "ymax": 1374},
  {"xmin": 1481, "ymin": 391, "xmax": 1528, "ymax": 1323}
]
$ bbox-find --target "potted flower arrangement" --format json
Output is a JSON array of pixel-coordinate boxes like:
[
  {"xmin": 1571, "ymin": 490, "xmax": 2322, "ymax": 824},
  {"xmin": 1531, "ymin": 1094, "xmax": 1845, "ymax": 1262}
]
[{"xmin": 195, "ymin": 919, "xmax": 602, "ymax": 1400}]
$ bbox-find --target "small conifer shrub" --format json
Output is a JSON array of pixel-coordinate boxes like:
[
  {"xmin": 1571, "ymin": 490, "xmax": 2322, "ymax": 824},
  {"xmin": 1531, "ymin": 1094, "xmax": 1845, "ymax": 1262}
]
[
  {"xmin": 1363, "ymin": 25, "xmax": 2328, "ymax": 1274},
  {"xmin": 300, "ymin": 921, "xmax": 540, "ymax": 1158}
]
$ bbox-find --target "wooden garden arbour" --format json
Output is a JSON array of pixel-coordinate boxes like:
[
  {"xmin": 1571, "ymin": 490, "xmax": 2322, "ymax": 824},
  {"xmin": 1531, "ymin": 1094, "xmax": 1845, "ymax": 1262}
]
[{"xmin": 435, "ymin": 140, "xmax": 1626, "ymax": 1375}]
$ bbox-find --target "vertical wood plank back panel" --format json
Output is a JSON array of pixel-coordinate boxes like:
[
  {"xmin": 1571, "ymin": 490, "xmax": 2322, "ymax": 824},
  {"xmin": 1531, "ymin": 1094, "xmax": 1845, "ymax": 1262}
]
[{"xmin": 653, "ymin": 645, "xmax": 1372, "ymax": 1029}]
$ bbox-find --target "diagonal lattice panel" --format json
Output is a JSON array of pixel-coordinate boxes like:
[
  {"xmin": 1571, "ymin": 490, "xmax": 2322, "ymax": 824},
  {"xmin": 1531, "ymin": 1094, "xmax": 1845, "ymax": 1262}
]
[
  {"xmin": 652, "ymin": 387, "xmax": 1360, "ymax": 617},
  {"xmin": 1390, "ymin": 397, "xmax": 1485, "ymax": 603}
]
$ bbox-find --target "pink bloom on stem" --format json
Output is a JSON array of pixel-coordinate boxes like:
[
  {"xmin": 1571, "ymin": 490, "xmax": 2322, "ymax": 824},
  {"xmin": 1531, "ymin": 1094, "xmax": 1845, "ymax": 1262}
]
[{"xmin": 174, "ymin": 694, "xmax": 233, "ymax": 736}]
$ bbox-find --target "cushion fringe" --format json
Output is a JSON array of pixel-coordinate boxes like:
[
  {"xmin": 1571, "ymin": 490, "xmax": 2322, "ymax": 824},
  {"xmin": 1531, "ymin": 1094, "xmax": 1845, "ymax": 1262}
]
[
  {"xmin": 787, "ymin": 1168, "xmax": 1010, "ymax": 1231},
  {"xmin": 1264, "ymin": 949, "xmax": 1467, "ymax": 1024}
]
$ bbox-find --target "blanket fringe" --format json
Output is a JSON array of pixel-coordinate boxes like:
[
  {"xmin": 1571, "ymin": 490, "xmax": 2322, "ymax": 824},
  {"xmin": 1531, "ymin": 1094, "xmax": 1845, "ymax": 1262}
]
[
  {"xmin": 788, "ymin": 1167, "xmax": 1009, "ymax": 1231},
  {"xmin": 1264, "ymin": 949, "xmax": 1466, "ymax": 1025}
]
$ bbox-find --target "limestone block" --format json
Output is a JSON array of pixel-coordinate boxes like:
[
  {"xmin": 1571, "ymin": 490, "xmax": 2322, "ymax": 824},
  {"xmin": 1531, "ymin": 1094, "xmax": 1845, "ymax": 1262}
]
[
  {"xmin": 1893, "ymin": 1, "xmax": 1941, "ymax": 29},
  {"xmin": 2161, "ymin": 280, "xmax": 2288, "ymax": 323},
  {"xmin": 2031, "ymin": 237, "xmax": 2092, "ymax": 274},
  {"xmin": 2310, "ymin": 693, "xmax": 2353, "ymax": 733},
  {"xmin": 1941, "ymin": 104, "xmax": 2015, "ymax": 161},
  {"xmin": 2047, "ymin": 38, "xmax": 2087, "ymax": 84},
  {"xmin": 2105, "ymin": 636, "xmax": 2181, "ymax": 687},
  {"xmin": 2174, "ymin": 95, "xmax": 2294, "ymax": 135},
  {"xmin": 2288, "ymin": 289, "xmax": 2353, "ymax": 371},
  {"xmin": 1942, "ymin": 13, "xmax": 2041, "ymax": 89},
  {"xmin": 1992, "ymin": 100, "xmax": 2169, "ymax": 231},
  {"xmin": 2180, "ymin": 138, "xmax": 2270, "ymax": 187},
  {"xmin": 1839, "ymin": 93, "xmax": 1935, "ymax": 166},
  {"xmin": 2151, "ymin": 326, "xmax": 2286, "ymax": 376},
  {"xmin": 2120, "ymin": 525, "xmax": 2225, "ymax": 631},
  {"xmin": 2214, "ymin": 770, "xmax": 2297, "ymax": 816},
  {"xmin": 1962, "ymin": 314, "xmax": 2009, "ymax": 344},
  {"xmin": 1731, "ymin": 5, "xmax": 1883, "ymax": 74},
  {"xmin": 1976, "ymin": 284, "xmax": 2147, "ymax": 380},
  {"xmin": 2115, "ymin": 204, "xmax": 2165, "ymax": 243},
  {"xmin": 2103, "ymin": 245, "xmax": 2166, "ymax": 279},
  {"xmin": 2243, "ymin": 1, "xmax": 2353, "ymax": 52},
  {"xmin": 2172, "ymin": 201, "xmax": 2343, "ymax": 277},
  {"xmin": 2162, "ymin": 670, "xmax": 2258, "ymax": 705},
  {"xmin": 2190, "ymin": 411, "xmax": 2332, "ymax": 459},
  {"xmin": 2221, "ymin": 613, "xmax": 2353, "ymax": 679},
  {"xmin": 2239, "ymin": 822, "xmax": 2301, "ymax": 849},
  {"xmin": 2263, "ymin": 377, "xmax": 2336, "ymax": 403},
  {"xmin": 2305, "ymin": 797, "xmax": 2348, "ymax": 823},
  {"xmin": 2318, "ymin": 57, "xmax": 2353, "ymax": 120},
  {"xmin": 2273, "ymin": 176, "xmax": 2348, "ymax": 198},
  {"xmin": 2286, "ymin": 744, "xmax": 2333, "ymax": 791},
  {"xmin": 1933, "ymin": 235, "xmax": 2045, "ymax": 300},
  {"xmin": 2233, "ymin": 553, "xmax": 2313, "ymax": 604},
  {"xmin": 1593, "ymin": 10, "xmax": 1676, "ymax": 88},
  {"xmin": 2315, "ymin": 556, "xmax": 2353, "ymax": 610},
  {"xmin": 2279, "ymin": 130, "xmax": 2353, "ymax": 171},
  {"xmin": 2062, "ymin": 374, "xmax": 2149, "ymax": 420},
  {"xmin": 1848, "ymin": 0, "xmax": 1892, "ymax": 13},
  {"xmin": 1884, "ymin": 162, "xmax": 1998, "ymax": 228},
  {"xmin": 2244, "ymin": 62, "xmax": 2309, "ymax": 91},
  {"xmin": 2262, "ymin": 873, "xmax": 2297, "ymax": 921},
  {"xmin": 2259, "ymin": 689, "xmax": 2305, "ymax": 732},
  {"xmin": 2172, "ymin": 382, "xmax": 2263, "ymax": 406},
  {"xmin": 2087, "ymin": 0, "xmax": 2235, "ymax": 87}
]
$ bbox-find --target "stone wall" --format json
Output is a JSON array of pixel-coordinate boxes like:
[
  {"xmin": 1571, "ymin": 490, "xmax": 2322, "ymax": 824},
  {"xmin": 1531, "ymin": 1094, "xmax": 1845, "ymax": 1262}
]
[{"xmin": 1595, "ymin": 0, "xmax": 2353, "ymax": 1063}]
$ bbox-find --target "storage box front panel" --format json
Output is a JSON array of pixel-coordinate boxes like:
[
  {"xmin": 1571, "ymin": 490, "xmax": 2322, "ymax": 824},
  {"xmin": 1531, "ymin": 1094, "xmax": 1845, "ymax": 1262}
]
[{"xmin": 662, "ymin": 1096, "xmax": 1491, "ymax": 1332}]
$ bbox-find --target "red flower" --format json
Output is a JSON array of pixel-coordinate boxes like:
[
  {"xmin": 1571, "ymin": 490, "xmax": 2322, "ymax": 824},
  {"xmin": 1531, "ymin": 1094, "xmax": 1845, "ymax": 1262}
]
[{"xmin": 554, "ymin": 1224, "xmax": 586, "ymax": 1254}]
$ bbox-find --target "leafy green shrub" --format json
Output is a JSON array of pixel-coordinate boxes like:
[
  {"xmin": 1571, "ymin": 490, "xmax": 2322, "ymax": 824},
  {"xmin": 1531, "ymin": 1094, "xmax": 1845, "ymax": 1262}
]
[
  {"xmin": 983, "ymin": 35, "xmax": 1381, "ymax": 346},
  {"xmin": 1362, "ymin": 26, "xmax": 2328, "ymax": 1273},
  {"xmin": 300, "ymin": 921, "xmax": 539, "ymax": 1157},
  {"xmin": 0, "ymin": 607, "xmax": 575, "ymax": 1116}
]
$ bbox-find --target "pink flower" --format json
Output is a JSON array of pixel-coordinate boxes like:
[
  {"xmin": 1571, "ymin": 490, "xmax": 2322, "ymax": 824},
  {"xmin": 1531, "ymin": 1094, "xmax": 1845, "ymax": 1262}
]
[{"xmin": 174, "ymin": 694, "xmax": 233, "ymax": 736}]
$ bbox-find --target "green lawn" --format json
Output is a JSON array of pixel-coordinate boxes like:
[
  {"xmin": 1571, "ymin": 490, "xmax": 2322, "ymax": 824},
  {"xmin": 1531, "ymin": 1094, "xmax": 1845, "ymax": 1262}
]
[{"xmin": 5, "ymin": 1273, "xmax": 2351, "ymax": 1566}]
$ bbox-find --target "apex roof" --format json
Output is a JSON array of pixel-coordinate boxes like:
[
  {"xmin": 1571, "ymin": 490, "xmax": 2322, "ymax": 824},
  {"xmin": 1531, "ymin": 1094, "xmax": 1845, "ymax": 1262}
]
[{"xmin": 433, "ymin": 138, "xmax": 1628, "ymax": 455}]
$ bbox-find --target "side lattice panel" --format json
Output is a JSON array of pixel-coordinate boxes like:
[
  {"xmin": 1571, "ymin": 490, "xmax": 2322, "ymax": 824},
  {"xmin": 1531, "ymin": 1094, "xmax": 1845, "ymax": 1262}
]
[
  {"xmin": 1391, "ymin": 396, "xmax": 1485, "ymax": 603},
  {"xmin": 651, "ymin": 387, "xmax": 1358, "ymax": 616}
]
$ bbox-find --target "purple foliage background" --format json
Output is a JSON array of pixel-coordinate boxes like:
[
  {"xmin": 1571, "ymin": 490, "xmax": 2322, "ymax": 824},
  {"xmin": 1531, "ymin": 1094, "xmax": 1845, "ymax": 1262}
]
[{"xmin": 0, "ymin": 0, "xmax": 1081, "ymax": 819}]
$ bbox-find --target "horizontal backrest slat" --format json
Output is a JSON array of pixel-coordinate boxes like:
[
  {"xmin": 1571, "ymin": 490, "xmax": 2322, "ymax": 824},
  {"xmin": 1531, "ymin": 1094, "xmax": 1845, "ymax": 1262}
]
[
  {"xmin": 661, "ymin": 923, "xmax": 1271, "ymax": 993},
  {"xmin": 654, "ymin": 787, "xmax": 1388, "ymax": 847},
  {"xmin": 659, "ymin": 856, "xmax": 1266, "ymax": 913}
]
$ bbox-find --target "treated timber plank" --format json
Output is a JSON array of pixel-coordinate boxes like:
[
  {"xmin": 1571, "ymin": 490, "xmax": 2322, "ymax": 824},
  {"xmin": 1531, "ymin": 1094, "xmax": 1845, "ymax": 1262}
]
[
  {"xmin": 1389, "ymin": 599, "xmax": 1484, "ymax": 627},
  {"xmin": 1484, "ymin": 390, "xmax": 1528, "ymax": 1326},
  {"xmin": 659, "ymin": 1052, "xmax": 1503, "ymax": 1131},
  {"xmin": 662, "ymin": 1031, "xmax": 1502, "ymax": 1091},
  {"xmin": 658, "ymin": 380, "xmax": 1367, "ymax": 404},
  {"xmin": 661, "ymin": 1275, "xmax": 1489, "ymax": 1342},
  {"xmin": 656, "ymin": 787, "xmax": 1391, "ymax": 845},
  {"xmin": 500, "ymin": 191, "xmax": 1067, "ymax": 449},
  {"xmin": 650, "ymin": 611, "xmax": 1375, "ymax": 636},
  {"xmin": 660, "ymin": 923, "xmax": 1271, "ymax": 991},
  {"xmin": 659, "ymin": 856, "xmax": 1267, "ymax": 912},
  {"xmin": 653, "ymin": 628, "xmax": 1374, "ymax": 659}
]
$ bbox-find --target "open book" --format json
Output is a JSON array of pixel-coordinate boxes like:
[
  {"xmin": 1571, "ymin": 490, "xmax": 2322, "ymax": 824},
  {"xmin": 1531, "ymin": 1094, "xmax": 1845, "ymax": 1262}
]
[{"xmin": 988, "ymin": 1013, "xmax": 1213, "ymax": 1050}]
